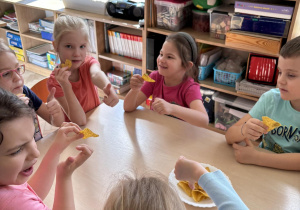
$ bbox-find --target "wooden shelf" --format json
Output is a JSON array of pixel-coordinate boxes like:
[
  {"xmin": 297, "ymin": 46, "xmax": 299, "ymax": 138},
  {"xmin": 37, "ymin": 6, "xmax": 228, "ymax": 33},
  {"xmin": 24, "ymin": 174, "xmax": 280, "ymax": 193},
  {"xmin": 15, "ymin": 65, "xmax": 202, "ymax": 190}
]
[
  {"xmin": 0, "ymin": 27, "xmax": 20, "ymax": 34},
  {"xmin": 99, "ymin": 53, "xmax": 142, "ymax": 69},
  {"xmin": 206, "ymin": 123, "xmax": 226, "ymax": 135},
  {"xmin": 22, "ymin": 31, "xmax": 52, "ymax": 44},
  {"xmin": 25, "ymin": 62, "xmax": 52, "ymax": 77},
  {"xmin": 200, "ymin": 77, "xmax": 259, "ymax": 101}
]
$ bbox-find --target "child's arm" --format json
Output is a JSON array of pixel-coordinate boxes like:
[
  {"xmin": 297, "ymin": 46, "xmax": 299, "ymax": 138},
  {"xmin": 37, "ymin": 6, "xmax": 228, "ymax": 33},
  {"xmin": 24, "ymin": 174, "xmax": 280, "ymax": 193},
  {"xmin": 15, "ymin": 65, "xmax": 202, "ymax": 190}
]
[
  {"xmin": 233, "ymin": 138, "xmax": 300, "ymax": 170},
  {"xmin": 124, "ymin": 74, "xmax": 148, "ymax": 111},
  {"xmin": 36, "ymin": 87, "xmax": 64, "ymax": 127},
  {"xmin": 90, "ymin": 63, "xmax": 119, "ymax": 107},
  {"xmin": 53, "ymin": 67, "xmax": 87, "ymax": 125},
  {"xmin": 152, "ymin": 98, "xmax": 209, "ymax": 127},
  {"xmin": 175, "ymin": 156, "xmax": 248, "ymax": 210},
  {"xmin": 28, "ymin": 122, "xmax": 83, "ymax": 200},
  {"xmin": 225, "ymin": 114, "xmax": 268, "ymax": 145},
  {"xmin": 53, "ymin": 144, "xmax": 93, "ymax": 210}
]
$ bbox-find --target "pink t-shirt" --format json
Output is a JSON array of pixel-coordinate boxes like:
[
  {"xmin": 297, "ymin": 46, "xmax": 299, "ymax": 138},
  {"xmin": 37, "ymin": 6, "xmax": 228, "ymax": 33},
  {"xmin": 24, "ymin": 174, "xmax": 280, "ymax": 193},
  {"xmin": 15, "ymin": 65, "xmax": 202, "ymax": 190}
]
[
  {"xmin": 0, "ymin": 182, "xmax": 50, "ymax": 210},
  {"xmin": 141, "ymin": 71, "xmax": 202, "ymax": 109},
  {"xmin": 47, "ymin": 56, "xmax": 101, "ymax": 121}
]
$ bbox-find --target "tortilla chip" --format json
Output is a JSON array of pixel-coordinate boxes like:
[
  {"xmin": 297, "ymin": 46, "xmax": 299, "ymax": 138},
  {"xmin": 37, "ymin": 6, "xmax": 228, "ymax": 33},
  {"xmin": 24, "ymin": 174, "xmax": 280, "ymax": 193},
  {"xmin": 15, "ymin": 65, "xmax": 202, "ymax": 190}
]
[
  {"xmin": 79, "ymin": 128, "xmax": 99, "ymax": 139},
  {"xmin": 262, "ymin": 116, "xmax": 281, "ymax": 131},
  {"xmin": 142, "ymin": 73, "xmax": 155, "ymax": 82},
  {"xmin": 61, "ymin": 59, "xmax": 72, "ymax": 69},
  {"xmin": 177, "ymin": 181, "xmax": 192, "ymax": 197},
  {"xmin": 16, "ymin": 93, "xmax": 25, "ymax": 97}
]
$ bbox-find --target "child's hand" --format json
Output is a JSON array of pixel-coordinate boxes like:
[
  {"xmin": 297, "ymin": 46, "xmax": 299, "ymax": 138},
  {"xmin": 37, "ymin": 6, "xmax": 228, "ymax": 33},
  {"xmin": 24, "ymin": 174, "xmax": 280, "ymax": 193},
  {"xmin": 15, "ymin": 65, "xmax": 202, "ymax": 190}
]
[
  {"xmin": 175, "ymin": 156, "xmax": 208, "ymax": 190},
  {"xmin": 46, "ymin": 87, "xmax": 62, "ymax": 118},
  {"xmin": 53, "ymin": 66, "xmax": 71, "ymax": 89},
  {"xmin": 52, "ymin": 122, "xmax": 84, "ymax": 152},
  {"xmin": 57, "ymin": 144, "xmax": 93, "ymax": 177},
  {"xmin": 130, "ymin": 74, "xmax": 144, "ymax": 91},
  {"xmin": 102, "ymin": 83, "xmax": 119, "ymax": 107},
  {"xmin": 232, "ymin": 138, "xmax": 258, "ymax": 165},
  {"xmin": 152, "ymin": 98, "xmax": 173, "ymax": 115},
  {"xmin": 242, "ymin": 118, "xmax": 268, "ymax": 141},
  {"xmin": 17, "ymin": 94, "xmax": 29, "ymax": 105}
]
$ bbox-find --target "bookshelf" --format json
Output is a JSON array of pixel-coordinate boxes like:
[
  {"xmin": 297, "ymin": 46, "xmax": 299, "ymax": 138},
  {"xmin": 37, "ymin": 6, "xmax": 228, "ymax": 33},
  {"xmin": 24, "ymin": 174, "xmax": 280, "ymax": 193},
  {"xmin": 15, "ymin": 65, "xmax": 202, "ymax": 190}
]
[{"xmin": 1, "ymin": 0, "xmax": 300, "ymax": 134}]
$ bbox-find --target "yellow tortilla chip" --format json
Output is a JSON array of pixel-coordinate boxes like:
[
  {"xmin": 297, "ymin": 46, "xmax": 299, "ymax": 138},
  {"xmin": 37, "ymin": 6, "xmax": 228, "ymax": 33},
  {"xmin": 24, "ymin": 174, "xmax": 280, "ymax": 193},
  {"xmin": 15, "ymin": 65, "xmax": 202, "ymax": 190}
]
[
  {"xmin": 79, "ymin": 128, "xmax": 99, "ymax": 139},
  {"xmin": 177, "ymin": 181, "xmax": 192, "ymax": 197},
  {"xmin": 16, "ymin": 93, "xmax": 25, "ymax": 97},
  {"xmin": 142, "ymin": 73, "xmax": 155, "ymax": 82},
  {"xmin": 60, "ymin": 59, "xmax": 72, "ymax": 69},
  {"xmin": 262, "ymin": 116, "xmax": 281, "ymax": 131},
  {"xmin": 205, "ymin": 167, "xmax": 211, "ymax": 172}
]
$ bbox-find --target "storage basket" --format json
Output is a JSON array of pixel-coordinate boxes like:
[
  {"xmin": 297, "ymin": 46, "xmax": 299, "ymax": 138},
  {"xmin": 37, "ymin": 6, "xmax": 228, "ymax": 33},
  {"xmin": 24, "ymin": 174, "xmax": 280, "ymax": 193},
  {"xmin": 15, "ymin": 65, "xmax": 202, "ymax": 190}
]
[
  {"xmin": 235, "ymin": 77, "xmax": 275, "ymax": 97},
  {"xmin": 213, "ymin": 67, "xmax": 244, "ymax": 87},
  {"xmin": 198, "ymin": 62, "xmax": 216, "ymax": 80}
]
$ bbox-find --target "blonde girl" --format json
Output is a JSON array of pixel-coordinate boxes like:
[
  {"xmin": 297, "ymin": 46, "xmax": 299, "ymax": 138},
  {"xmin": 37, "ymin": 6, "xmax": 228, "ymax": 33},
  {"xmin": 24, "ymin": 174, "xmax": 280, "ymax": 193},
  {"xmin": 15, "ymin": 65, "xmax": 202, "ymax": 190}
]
[
  {"xmin": 48, "ymin": 15, "xmax": 119, "ymax": 125},
  {"xmin": 124, "ymin": 32, "xmax": 208, "ymax": 127}
]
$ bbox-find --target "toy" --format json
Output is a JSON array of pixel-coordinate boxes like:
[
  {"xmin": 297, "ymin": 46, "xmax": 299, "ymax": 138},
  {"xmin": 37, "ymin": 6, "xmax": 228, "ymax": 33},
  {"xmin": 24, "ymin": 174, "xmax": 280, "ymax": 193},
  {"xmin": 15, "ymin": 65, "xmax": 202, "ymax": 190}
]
[{"xmin": 192, "ymin": 0, "xmax": 222, "ymax": 10}]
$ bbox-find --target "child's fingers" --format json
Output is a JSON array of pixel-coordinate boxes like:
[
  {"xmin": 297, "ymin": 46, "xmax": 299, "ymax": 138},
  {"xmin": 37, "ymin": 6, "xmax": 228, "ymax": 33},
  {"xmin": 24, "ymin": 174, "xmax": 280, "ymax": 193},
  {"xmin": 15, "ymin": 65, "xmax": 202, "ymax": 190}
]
[
  {"xmin": 72, "ymin": 144, "xmax": 94, "ymax": 167},
  {"xmin": 61, "ymin": 122, "xmax": 82, "ymax": 132},
  {"xmin": 232, "ymin": 143, "xmax": 242, "ymax": 150}
]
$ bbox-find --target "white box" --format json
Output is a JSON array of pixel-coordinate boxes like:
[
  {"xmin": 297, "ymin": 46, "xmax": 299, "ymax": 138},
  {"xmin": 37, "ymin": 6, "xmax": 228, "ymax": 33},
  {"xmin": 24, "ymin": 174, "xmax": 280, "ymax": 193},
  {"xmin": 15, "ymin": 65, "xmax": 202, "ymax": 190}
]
[{"xmin": 62, "ymin": 0, "xmax": 109, "ymax": 15}]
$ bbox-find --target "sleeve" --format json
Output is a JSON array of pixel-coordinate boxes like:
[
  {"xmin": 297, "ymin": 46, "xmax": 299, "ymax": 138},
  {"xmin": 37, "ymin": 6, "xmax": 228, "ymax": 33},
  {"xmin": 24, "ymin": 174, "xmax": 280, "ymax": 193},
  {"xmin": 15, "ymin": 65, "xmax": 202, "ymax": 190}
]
[
  {"xmin": 184, "ymin": 83, "xmax": 203, "ymax": 107},
  {"xmin": 140, "ymin": 72, "xmax": 157, "ymax": 98},
  {"xmin": 198, "ymin": 170, "xmax": 248, "ymax": 210},
  {"xmin": 23, "ymin": 85, "xmax": 42, "ymax": 111},
  {"xmin": 248, "ymin": 90, "xmax": 273, "ymax": 120},
  {"xmin": 47, "ymin": 72, "xmax": 64, "ymax": 98}
]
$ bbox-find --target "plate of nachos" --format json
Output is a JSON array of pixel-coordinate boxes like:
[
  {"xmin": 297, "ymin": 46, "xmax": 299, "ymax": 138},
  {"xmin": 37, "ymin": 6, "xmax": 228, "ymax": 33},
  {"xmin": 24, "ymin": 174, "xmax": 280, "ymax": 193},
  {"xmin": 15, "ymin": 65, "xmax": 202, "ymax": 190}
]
[{"xmin": 169, "ymin": 163, "xmax": 231, "ymax": 208}]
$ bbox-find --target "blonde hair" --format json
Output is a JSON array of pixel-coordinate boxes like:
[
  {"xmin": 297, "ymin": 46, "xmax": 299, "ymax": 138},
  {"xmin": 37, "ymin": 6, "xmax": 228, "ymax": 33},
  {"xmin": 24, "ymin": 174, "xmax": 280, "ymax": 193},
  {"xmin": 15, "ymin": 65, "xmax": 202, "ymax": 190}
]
[
  {"xmin": 103, "ymin": 171, "xmax": 186, "ymax": 210},
  {"xmin": 53, "ymin": 15, "xmax": 91, "ymax": 50},
  {"xmin": 0, "ymin": 39, "xmax": 15, "ymax": 55}
]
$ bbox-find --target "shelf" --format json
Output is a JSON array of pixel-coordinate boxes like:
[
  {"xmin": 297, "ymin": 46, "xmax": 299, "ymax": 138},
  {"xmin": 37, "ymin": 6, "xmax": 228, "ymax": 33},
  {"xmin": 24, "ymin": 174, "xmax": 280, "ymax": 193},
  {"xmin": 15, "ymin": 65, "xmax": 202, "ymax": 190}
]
[
  {"xmin": 25, "ymin": 62, "xmax": 52, "ymax": 77},
  {"xmin": 200, "ymin": 77, "xmax": 259, "ymax": 101},
  {"xmin": 148, "ymin": 27, "xmax": 279, "ymax": 57},
  {"xmin": 206, "ymin": 123, "xmax": 225, "ymax": 135},
  {"xmin": 99, "ymin": 53, "xmax": 142, "ymax": 69},
  {"xmin": 0, "ymin": 27, "xmax": 20, "ymax": 35},
  {"xmin": 22, "ymin": 31, "xmax": 52, "ymax": 44},
  {"xmin": 98, "ymin": 88, "xmax": 128, "ymax": 100}
]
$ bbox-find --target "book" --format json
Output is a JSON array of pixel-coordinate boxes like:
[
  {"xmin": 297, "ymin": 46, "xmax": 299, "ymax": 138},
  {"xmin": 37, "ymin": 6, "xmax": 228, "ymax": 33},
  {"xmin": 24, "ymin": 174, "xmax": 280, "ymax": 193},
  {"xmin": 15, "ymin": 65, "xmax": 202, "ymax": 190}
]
[
  {"xmin": 107, "ymin": 69, "xmax": 131, "ymax": 86},
  {"xmin": 111, "ymin": 82, "xmax": 131, "ymax": 94},
  {"xmin": 39, "ymin": 16, "xmax": 54, "ymax": 30},
  {"xmin": 234, "ymin": 1, "xmax": 294, "ymax": 20}
]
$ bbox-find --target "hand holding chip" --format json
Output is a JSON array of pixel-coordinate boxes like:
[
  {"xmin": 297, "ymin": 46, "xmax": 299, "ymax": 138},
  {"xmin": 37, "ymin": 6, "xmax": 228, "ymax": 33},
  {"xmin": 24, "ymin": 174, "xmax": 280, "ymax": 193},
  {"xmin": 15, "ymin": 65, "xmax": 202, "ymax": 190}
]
[
  {"xmin": 241, "ymin": 118, "xmax": 268, "ymax": 141},
  {"xmin": 53, "ymin": 64, "xmax": 72, "ymax": 89},
  {"xmin": 130, "ymin": 74, "xmax": 144, "ymax": 91}
]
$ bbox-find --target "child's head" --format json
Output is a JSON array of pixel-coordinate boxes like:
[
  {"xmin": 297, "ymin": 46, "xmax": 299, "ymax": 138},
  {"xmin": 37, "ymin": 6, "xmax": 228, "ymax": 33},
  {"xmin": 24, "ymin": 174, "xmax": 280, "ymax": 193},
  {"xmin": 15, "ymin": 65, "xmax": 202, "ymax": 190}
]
[
  {"xmin": 53, "ymin": 15, "xmax": 90, "ymax": 70},
  {"xmin": 158, "ymin": 32, "xmax": 199, "ymax": 82},
  {"xmin": 0, "ymin": 88, "xmax": 39, "ymax": 186},
  {"xmin": 0, "ymin": 39, "xmax": 25, "ymax": 95},
  {"xmin": 103, "ymin": 171, "xmax": 185, "ymax": 210},
  {"xmin": 277, "ymin": 36, "xmax": 300, "ymax": 104}
]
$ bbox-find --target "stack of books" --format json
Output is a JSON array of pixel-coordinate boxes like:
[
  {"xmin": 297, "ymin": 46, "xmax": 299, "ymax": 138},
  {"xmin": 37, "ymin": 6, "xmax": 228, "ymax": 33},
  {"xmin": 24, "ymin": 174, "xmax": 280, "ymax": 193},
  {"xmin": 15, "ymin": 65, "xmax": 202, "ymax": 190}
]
[
  {"xmin": 6, "ymin": 32, "xmax": 24, "ymax": 61},
  {"xmin": 107, "ymin": 69, "xmax": 131, "ymax": 94},
  {"xmin": 39, "ymin": 17, "xmax": 54, "ymax": 41},
  {"xmin": 26, "ymin": 44, "xmax": 53, "ymax": 68}
]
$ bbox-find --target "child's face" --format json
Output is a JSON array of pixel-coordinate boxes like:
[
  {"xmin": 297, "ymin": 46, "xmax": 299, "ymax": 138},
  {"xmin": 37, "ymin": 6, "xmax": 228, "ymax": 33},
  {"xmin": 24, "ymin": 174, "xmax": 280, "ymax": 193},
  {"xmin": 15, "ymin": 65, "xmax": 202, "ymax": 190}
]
[
  {"xmin": 54, "ymin": 29, "xmax": 88, "ymax": 71},
  {"xmin": 0, "ymin": 117, "xmax": 39, "ymax": 186},
  {"xmin": 0, "ymin": 52, "xmax": 24, "ymax": 94},
  {"xmin": 157, "ymin": 41, "xmax": 186, "ymax": 79},
  {"xmin": 277, "ymin": 56, "xmax": 300, "ymax": 104}
]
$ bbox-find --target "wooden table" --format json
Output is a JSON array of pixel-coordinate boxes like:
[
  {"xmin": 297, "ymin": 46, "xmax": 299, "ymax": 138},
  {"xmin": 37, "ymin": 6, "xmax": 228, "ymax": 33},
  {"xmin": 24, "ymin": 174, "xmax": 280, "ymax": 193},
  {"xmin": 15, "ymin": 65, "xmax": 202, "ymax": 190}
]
[{"xmin": 36, "ymin": 101, "xmax": 300, "ymax": 210}]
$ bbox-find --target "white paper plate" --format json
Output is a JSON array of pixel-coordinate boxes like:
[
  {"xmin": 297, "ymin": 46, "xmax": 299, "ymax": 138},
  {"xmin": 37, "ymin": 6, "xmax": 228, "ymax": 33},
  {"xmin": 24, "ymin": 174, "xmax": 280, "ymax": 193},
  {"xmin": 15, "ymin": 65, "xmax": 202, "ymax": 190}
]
[{"xmin": 169, "ymin": 163, "xmax": 231, "ymax": 208}]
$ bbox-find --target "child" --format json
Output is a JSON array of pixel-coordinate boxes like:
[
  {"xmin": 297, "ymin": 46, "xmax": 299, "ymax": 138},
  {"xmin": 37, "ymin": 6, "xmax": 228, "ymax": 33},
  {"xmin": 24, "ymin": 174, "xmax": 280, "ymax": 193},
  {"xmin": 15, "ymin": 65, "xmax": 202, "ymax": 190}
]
[
  {"xmin": 0, "ymin": 88, "xmax": 93, "ymax": 209},
  {"xmin": 123, "ymin": 32, "xmax": 209, "ymax": 127},
  {"xmin": 0, "ymin": 39, "xmax": 64, "ymax": 141},
  {"xmin": 225, "ymin": 36, "xmax": 300, "ymax": 171},
  {"xmin": 103, "ymin": 171, "xmax": 186, "ymax": 210},
  {"xmin": 174, "ymin": 156, "xmax": 248, "ymax": 210},
  {"xmin": 47, "ymin": 15, "xmax": 119, "ymax": 125}
]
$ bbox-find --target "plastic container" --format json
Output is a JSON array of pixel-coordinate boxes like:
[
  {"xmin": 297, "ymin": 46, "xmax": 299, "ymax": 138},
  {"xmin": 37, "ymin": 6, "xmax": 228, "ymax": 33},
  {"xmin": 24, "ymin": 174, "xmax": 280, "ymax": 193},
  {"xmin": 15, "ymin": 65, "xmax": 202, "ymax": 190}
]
[
  {"xmin": 192, "ymin": 9, "xmax": 210, "ymax": 32},
  {"xmin": 212, "ymin": 92, "xmax": 256, "ymax": 131},
  {"xmin": 198, "ymin": 61, "xmax": 216, "ymax": 80},
  {"xmin": 208, "ymin": 5, "xmax": 234, "ymax": 40},
  {"xmin": 154, "ymin": 0, "xmax": 193, "ymax": 31},
  {"xmin": 213, "ymin": 66, "xmax": 245, "ymax": 87},
  {"xmin": 41, "ymin": 30, "xmax": 53, "ymax": 41},
  {"xmin": 200, "ymin": 87, "xmax": 215, "ymax": 123}
]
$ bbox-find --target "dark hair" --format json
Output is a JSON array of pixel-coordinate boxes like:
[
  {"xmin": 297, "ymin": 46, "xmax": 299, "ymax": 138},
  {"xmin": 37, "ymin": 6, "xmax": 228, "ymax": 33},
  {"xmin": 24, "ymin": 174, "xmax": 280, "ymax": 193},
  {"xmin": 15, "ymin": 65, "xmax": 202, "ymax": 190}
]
[
  {"xmin": 166, "ymin": 33, "xmax": 199, "ymax": 83},
  {"xmin": 0, "ymin": 88, "xmax": 35, "ymax": 145},
  {"xmin": 280, "ymin": 36, "xmax": 300, "ymax": 58}
]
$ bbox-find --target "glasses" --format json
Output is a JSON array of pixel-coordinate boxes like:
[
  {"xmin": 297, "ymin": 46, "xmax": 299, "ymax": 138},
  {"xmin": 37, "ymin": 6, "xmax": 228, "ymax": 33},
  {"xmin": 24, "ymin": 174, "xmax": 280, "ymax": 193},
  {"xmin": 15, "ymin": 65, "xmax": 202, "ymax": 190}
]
[{"xmin": 0, "ymin": 65, "xmax": 25, "ymax": 79}]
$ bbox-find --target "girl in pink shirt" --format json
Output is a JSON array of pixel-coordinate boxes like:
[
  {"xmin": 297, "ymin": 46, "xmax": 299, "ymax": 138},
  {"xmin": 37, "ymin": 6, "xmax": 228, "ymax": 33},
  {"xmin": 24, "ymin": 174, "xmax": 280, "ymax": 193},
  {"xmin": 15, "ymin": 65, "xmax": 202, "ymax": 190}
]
[
  {"xmin": 124, "ymin": 32, "xmax": 209, "ymax": 127},
  {"xmin": 48, "ymin": 15, "xmax": 119, "ymax": 125},
  {"xmin": 0, "ymin": 88, "xmax": 93, "ymax": 210}
]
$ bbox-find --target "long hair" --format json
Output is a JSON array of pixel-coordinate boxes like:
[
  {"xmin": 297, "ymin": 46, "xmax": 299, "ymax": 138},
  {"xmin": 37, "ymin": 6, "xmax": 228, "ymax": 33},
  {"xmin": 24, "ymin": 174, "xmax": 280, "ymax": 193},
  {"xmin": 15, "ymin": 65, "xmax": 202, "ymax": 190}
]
[
  {"xmin": 0, "ymin": 88, "xmax": 35, "ymax": 145},
  {"xmin": 103, "ymin": 170, "xmax": 186, "ymax": 210}
]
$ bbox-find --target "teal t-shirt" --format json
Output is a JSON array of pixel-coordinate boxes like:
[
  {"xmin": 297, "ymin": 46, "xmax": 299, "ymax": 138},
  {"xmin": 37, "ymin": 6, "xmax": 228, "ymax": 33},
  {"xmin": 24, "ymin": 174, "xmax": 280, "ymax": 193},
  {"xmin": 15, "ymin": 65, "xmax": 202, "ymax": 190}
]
[{"xmin": 249, "ymin": 88, "xmax": 300, "ymax": 153}]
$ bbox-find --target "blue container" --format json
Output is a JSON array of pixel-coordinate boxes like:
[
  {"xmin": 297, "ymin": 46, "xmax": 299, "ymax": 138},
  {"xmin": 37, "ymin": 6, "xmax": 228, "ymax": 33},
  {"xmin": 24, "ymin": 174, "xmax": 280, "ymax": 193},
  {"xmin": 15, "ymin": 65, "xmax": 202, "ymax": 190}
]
[
  {"xmin": 198, "ymin": 61, "xmax": 217, "ymax": 80},
  {"xmin": 213, "ymin": 67, "xmax": 244, "ymax": 87}
]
